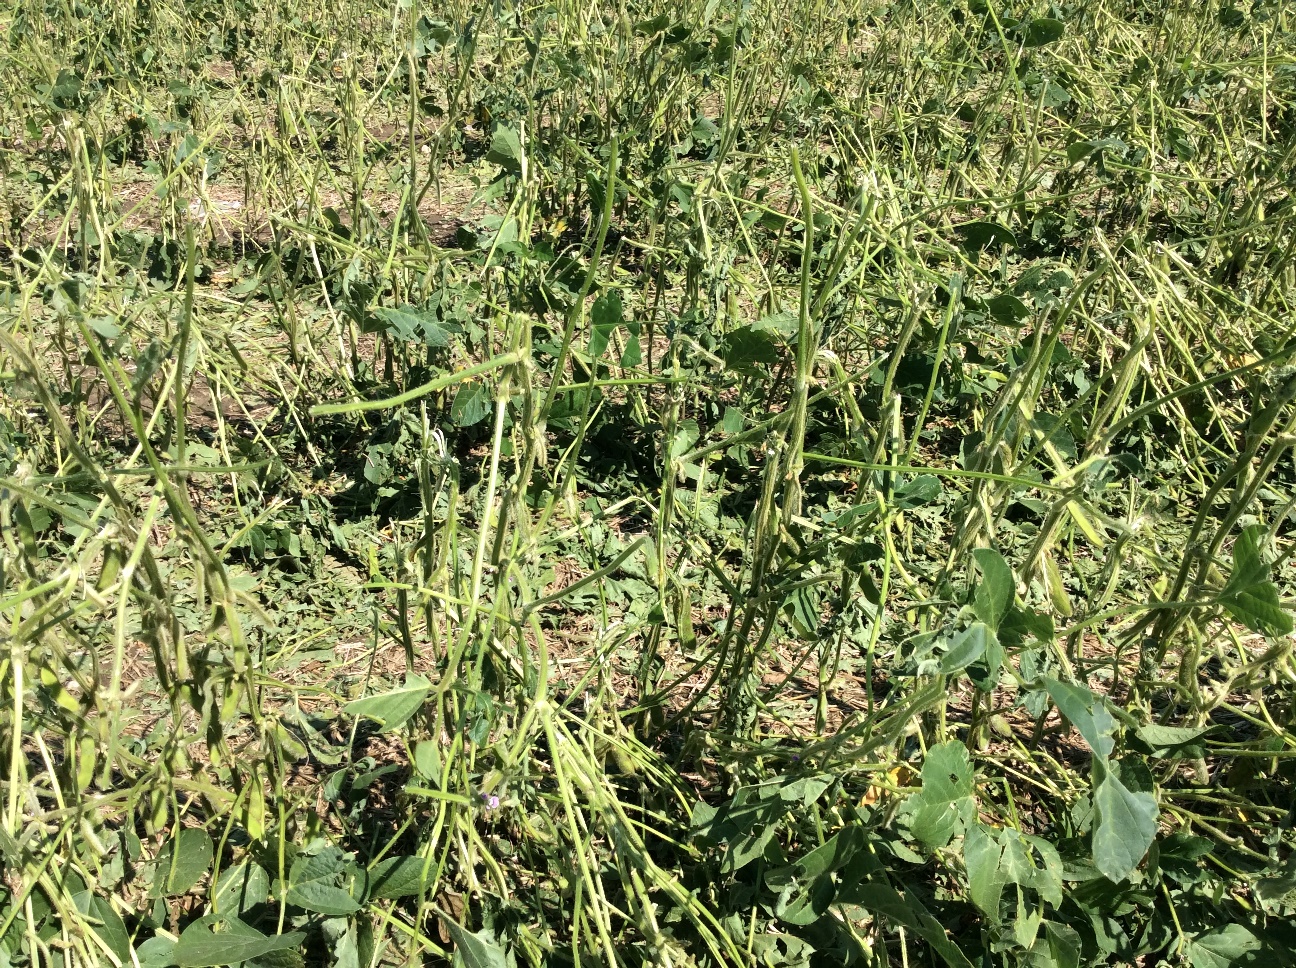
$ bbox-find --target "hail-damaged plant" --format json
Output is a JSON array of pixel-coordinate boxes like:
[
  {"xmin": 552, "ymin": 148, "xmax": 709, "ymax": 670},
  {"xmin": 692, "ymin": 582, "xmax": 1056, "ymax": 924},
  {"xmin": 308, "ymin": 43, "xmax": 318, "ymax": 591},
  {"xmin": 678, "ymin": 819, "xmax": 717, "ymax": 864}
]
[{"xmin": 2, "ymin": 0, "xmax": 1296, "ymax": 964}]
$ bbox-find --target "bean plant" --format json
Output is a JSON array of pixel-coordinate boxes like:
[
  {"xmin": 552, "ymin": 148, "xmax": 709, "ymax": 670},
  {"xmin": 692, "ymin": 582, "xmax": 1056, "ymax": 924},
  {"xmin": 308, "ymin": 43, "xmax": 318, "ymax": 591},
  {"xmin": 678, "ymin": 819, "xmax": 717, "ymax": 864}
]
[{"xmin": 1, "ymin": 0, "xmax": 1295, "ymax": 965}]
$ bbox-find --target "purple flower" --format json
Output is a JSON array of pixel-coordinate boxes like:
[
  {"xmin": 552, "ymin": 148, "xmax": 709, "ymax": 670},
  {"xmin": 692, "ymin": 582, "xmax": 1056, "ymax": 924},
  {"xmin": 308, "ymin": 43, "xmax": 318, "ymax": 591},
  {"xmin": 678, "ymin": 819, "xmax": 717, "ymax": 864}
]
[{"xmin": 480, "ymin": 793, "xmax": 500, "ymax": 811}]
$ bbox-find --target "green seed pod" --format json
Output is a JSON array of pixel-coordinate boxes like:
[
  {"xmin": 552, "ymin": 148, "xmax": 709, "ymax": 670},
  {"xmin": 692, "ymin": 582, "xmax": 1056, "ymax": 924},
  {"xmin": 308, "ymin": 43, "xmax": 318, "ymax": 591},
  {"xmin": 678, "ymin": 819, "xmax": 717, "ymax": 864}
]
[
  {"xmin": 76, "ymin": 736, "xmax": 96, "ymax": 793},
  {"xmin": 1044, "ymin": 553, "xmax": 1072, "ymax": 617},
  {"xmin": 612, "ymin": 745, "xmax": 638, "ymax": 776},
  {"xmin": 96, "ymin": 543, "xmax": 124, "ymax": 592},
  {"xmin": 244, "ymin": 775, "xmax": 267, "ymax": 841},
  {"xmin": 675, "ymin": 588, "xmax": 696, "ymax": 648},
  {"xmin": 148, "ymin": 789, "xmax": 169, "ymax": 833}
]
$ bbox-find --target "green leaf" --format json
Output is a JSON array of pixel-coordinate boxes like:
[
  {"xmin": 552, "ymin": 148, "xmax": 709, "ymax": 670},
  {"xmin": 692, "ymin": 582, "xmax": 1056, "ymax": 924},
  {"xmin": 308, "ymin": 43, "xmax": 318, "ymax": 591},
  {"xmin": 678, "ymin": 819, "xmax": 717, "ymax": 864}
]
[
  {"xmin": 373, "ymin": 306, "xmax": 449, "ymax": 347},
  {"xmin": 368, "ymin": 855, "xmax": 431, "ymax": 899},
  {"xmin": 283, "ymin": 848, "xmax": 361, "ymax": 916},
  {"xmin": 964, "ymin": 824, "xmax": 1062, "ymax": 922},
  {"xmin": 901, "ymin": 741, "xmax": 976, "ymax": 848},
  {"xmin": 450, "ymin": 381, "xmax": 492, "ymax": 428},
  {"xmin": 794, "ymin": 824, "xmax": 865, "ymax": 880},
  {"xmin": 840, "ymin": 880, "xmax": 975, "ymax": 968},
  {"xmin": 1019, "ymin": 17, "xmax": 1065, "ymax": 47},
  {"xmin": 172, "ymin": 915, "xmax": 304, "ymax": 967},
  {"xmin": 620, "ymin": 318, "xmax": 642, "ymax": 367},
  {"xmin": 414, "ymin": 16, "xmax": 454, "ymax": 55},
  {"xmin": 247, "ymin": 948, "xmax": 303, "ymax": 968},
  {"xmin": 413, "ymin": 739, "xmax": 441, "ymax": 779},
  {"xmin": 87, "ymin": 317, "xmax": 122, "ymax": 340},
  {"xmin": 485, "ymin": 125, "xmax": 523, "ymax": 171},
  {"xmin": 1043, "ymin": 677, "xmax": 1115, "ymax": 759},
  {"xmin": 344, "ymin": 675, "xmax": 430, "ymax": 732},
  {"xmin": 149, "ymin": 828, "xmax": 214, "ymax": 898},
  {"xmin": 71, "ymin": 892, "xmax": 130, "ymax": 965},
  {"xmin": 752, "ymin": 311, "xmax": 798, "ymax": 335},
  {"xmin": 634, "ymin": 13, "xmax": 670, "ymax": 35},
  {"xmin": 1217, "ymin": 5, "xmax": 1246, "ymax": 28},
  {"xmin": 49, "ymin": 69, "xmax": 83, "ymax": 111},
  {"xmin": 774, "ymin": 872, "xmax": 835, "ymax": 925},
  {"xmin": 1091, "ymin": 765, "xmax": 1157, "ymax": 882},
  {"xmin": 588, "ymin": 290, "xmax": 623, "ymax": 359},
  {"xmin": 940, "ymin": 622, "xmax": 995, "ymax": 674},
  {"xmin": 137, "ymin": 936, "xmax": 177, "ymax": 968},
  {"xmin": 986, "ymin": 292, "xmax": 1031, "ymax": 326},
  {"xmin": 726, "ymin": 821, "xmax": 780, "ymax": 873},
  {"xmin": 722, "ymin": 325, "xmax": 781, "ymax": 372},
  {"xmin": 778, "ymin": 774, "xmax": 834, "ymax": 807},
  {"xmin": 1219, "ymin": 525, "xmax": 1293, "ymax": 636},
  {"xmin": 1133, "ymin": 724, "xmax": 1218, "ymax": 751},
  {"xmin": 333, "ymin": 919, "xmax": 374, "ymax": 968},
  {"xmin": 1183, "ymin": 924, "xmax": 1261, "ymax": 968},
  {"xmin": 895, "ymin": 474, "xmax": 942, "ymax": 509},
  {"xmin": 972, "ymin": 549, "xmax": 1014, "ymax": 630},
  {"xmin": 1032, "ymin": 922, "xmax": 1081, "ymax": 968},
  {"xmin": 443, "ymin": 921, "xmax": 508, "ymax": 968},
  {"xmin": 1255, "ymin": 855, "xmax": 1296, "ymax": 906},
  {"xmin": 1039, "ymin": 80, "xmax": 1071, "ymax": 108},
  {"xmin": 1066, "ymin": 136, "xmax": 1127, "ymax": 165},
  {"xmin": 957, "ymin": 221, "xmax": 1016, "ymax": 252},
  {"xmin": 669, "ymin": 419, "xmax": 700, "ymax": 459},
  {"xmin": 782, "ymin": 584, "xmax": 822, "ymax": 639},
  {"xmin": 1002, "ymin": 833, "xmax": 1062, "ymax": 909},
  {"xmin": 964, "ymin": 823, "xmax": 1007, "ymax": 919},
  {"xmin": 132, "ymin": 338, "xmax": 168, "ymax": 396},
  {"xmin": 1000, "ymin": 605, "xmax": 1054, "ymax": 647},
  {"xmin": 212, "ymin": 861, "xmax": 269, "ymax": 916},
  {"xmin": 690, "ymin": 786, "xmax": 786, "ymax": 872}
]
